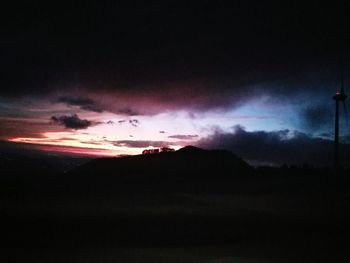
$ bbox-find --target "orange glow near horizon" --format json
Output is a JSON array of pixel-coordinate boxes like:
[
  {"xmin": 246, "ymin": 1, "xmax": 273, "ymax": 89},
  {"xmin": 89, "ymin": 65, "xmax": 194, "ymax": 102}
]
[
  {"xmin": 7, "ymin": 132, "xmax": 182, "ymax": 157},
  {"xmin": 34, "ymin": 145, "xmax": 123, "ymax": 157},
  {"xmin": 7, "ymin": 137, "xmax": 143, "ymax": 156},
  {"xmin": 3, "ymin": 108, "xmax": 241, "ymax": 157}
]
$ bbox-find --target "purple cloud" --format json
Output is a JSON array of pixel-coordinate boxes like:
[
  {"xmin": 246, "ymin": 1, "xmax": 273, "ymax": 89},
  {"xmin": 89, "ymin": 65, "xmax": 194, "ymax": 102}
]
[{"xmin": 168, "ymin": 134, "xmax": 199, "ymax": 140}]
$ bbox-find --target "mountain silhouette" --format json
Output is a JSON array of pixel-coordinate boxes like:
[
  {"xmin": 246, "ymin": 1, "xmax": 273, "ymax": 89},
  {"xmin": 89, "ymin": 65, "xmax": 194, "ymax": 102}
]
[
  {"xmin": 65, "ymin": 146, "xmax": 253, "ymax": 194},
  {"xmin": 71, "ymin": 145, "xmax": 251, "ymax": 177},
  {"xmin": 176, "ymin": 145, "xmax": 207, "ymax": 153}
]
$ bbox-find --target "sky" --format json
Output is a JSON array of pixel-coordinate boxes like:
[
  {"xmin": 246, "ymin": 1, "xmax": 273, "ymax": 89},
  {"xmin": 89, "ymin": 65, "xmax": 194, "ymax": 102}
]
[{"xmin": 1, "ymin": 2, "xmax": 350, "ymax": 165}]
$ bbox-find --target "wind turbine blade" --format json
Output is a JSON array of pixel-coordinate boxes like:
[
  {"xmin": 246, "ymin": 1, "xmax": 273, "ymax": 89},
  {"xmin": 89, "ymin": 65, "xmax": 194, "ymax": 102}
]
[
  {"xmin": 343, "ymin": 101, "xmax": 350, "ymax": 128},
  {"xmin": 343, "ymin": 100, "xmax": 347, "ymax": 114}
]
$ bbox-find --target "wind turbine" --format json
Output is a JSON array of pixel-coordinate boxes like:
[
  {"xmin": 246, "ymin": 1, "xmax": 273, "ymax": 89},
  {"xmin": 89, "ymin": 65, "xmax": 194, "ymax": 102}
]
[{"xmin": 333, "ymin": 77, "xmax": 347, "ymax": 168}]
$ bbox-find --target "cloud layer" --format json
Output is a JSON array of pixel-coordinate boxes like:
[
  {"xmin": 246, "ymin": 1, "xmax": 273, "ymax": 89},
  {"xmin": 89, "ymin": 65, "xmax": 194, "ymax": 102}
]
[
  {"xmin": 168, "ymin": 134, "xmax": 199, "ymax": 140},
  {"xmin": 197, "ymin": 125, "xmax": 350, "ymax": 166},
  {"xmin": 2, "ymin": 2, "xmax": 348, "ymax": 117},
  {"xmin": 58, "ymin": 96, "xmax": 104, "ymax": 113},
  {"xmin": 112, "ymin": 140, "xmax": 170, "ymax": 148}
]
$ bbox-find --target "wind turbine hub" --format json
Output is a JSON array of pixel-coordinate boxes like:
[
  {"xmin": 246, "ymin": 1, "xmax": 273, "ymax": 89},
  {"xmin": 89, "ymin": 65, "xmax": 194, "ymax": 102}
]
[{"xmin": 333, "ymin": 91, "xmax": 347, "ymax": 101}]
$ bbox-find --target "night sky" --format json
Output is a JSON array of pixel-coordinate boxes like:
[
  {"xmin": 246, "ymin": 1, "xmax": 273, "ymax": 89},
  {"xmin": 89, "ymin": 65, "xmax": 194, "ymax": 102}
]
[{"xmin": 1, "ymin": 2, "xmax": 350, "ymax": 165}]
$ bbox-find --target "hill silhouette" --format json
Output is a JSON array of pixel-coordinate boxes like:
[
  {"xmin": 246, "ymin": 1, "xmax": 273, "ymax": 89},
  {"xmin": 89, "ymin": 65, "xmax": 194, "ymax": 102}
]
[
  {"xmin": 72, "ymin": 145, "xmax": 251, "ymax": 176},
  {"xmin": 65, "ymin": 146, "xmax": 253, "ymax": 194}
]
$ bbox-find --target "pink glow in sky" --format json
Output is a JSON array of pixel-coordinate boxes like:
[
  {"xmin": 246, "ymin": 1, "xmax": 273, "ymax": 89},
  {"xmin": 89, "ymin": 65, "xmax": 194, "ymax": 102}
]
[{"xmin": 0, "ymin": 90, "xmax": 308, "ymax": 157}]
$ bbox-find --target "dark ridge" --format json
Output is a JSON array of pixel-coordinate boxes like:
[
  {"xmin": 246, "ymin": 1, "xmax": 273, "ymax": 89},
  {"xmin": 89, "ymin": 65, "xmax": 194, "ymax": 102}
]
[
  {"xmin": 176, "ymin": 145, "xmax": 206, "ymax": 154},
  {"xmin": 71, "ymin": 145, "xmax": 252, "ymax": 177},
  {"xmin": 63, "ymin": 146, "xmax": 253, "ymax": 194}
]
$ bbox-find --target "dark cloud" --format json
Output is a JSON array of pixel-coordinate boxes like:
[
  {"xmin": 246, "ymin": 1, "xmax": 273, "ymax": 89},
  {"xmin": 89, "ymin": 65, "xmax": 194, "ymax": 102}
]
[
  {"xmin": 51, "ymin": 114, "xmax": 93, "ymax": 130},
  {"xmin": 300, "ymin": 104, "xmax": 332, "ymax": 130},
  {"xmin": 196, "ymin": 125, "xmax": 350, "ymax": 167},
  {"xmin": 159, "ymin": 131, "xmax": 166, "ymax": 133},
  {"xmin": 2, "ymin": 2, "xmax": 349, "ymax": 114},
  {"xmin": 106, "ymin": 120, "xmax": 114, "ymax": 125},
  {"xmin": 118, "ymin": 120, "xmax": 126, "ymax": 124},
  {"xmin": 58, "ymin": 96, "xmax": 104, "ymax": 113},
  {"xmin": 112, "ymin": 140, "xmax": 169, "ymax": 148},
  {"xmin": 168, "ymin": 134, "xmax": 199, "ymax": 140},
  {"xmin": 129, "ymin": 119, "xmax": 139, "ymax": 127},
  {"xmin": 319, "ymin": 132, "xmax": 332, "ymax": 138}
]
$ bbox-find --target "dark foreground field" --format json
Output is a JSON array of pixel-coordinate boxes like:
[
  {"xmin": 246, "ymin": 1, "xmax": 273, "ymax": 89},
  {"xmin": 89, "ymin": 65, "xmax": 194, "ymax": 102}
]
[{"xmin": 1, "ymin": 147, "xmax": 350, "ymax": 262}]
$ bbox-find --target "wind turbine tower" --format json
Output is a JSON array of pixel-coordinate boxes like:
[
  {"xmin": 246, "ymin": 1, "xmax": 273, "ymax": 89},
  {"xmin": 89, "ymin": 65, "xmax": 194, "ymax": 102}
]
[{"xmin": 333, "ymin": 79, "xmax": 347, "ymax": 168}]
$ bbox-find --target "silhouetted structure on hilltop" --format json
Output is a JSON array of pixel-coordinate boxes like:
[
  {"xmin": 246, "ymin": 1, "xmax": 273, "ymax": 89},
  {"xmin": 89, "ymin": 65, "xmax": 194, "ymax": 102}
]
[{"xmin": 142, "ymin": 147, "xmax": 175, "ymax": 155}]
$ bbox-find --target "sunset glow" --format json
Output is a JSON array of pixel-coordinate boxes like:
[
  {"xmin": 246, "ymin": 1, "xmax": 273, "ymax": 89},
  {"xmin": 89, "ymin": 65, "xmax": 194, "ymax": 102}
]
[
  {"xmin": 3, "ymin": 95, "xmax": 302, "ymax": 157},
  {"xmin": 1, "ymin": 1, "xmax": 349, "ymax": 164}
]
